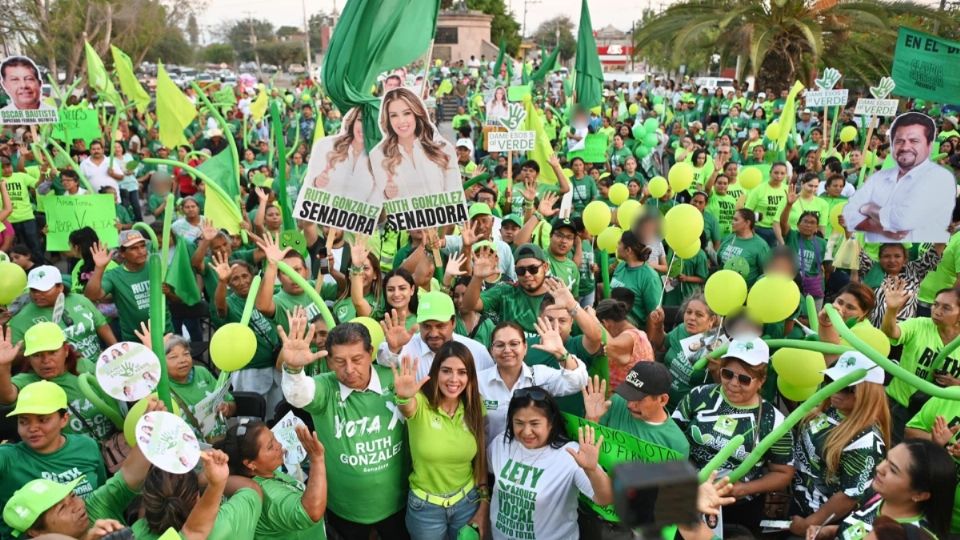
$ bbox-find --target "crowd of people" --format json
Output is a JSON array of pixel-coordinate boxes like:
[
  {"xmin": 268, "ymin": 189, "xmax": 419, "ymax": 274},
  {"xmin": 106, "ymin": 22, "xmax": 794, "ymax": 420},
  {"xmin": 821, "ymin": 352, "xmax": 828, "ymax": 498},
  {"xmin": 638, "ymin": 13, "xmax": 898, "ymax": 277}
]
[{"xmin": 0, "ymin": 48, "xmax": 958, "ymax": 540}]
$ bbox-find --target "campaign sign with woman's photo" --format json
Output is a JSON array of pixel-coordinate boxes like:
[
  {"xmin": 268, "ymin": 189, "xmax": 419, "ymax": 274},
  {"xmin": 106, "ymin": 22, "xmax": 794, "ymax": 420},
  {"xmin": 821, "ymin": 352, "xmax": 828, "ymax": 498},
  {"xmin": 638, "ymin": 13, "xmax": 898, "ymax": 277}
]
[
  {"xmin": 370, "ymin": 87, "xmax": 468, "ymax": 232},
  {"xmin": 293, "ymin": 106, "xmax": 381, "ymax": 235},
  {"xmin": 0, "ymin": 55, "xmax": 59, "ymax": 125},
  {"xmin": 95, "ymin": 341, "xmax": 162, "ymax": 401}
]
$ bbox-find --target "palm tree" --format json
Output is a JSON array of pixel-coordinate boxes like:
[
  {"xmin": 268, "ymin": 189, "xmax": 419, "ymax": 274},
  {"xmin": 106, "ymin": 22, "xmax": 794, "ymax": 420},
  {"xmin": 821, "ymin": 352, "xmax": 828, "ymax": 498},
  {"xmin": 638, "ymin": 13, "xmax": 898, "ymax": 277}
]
[{"xmin": 634, "ymin": 0, "xmax": 946, "ymax": 91}]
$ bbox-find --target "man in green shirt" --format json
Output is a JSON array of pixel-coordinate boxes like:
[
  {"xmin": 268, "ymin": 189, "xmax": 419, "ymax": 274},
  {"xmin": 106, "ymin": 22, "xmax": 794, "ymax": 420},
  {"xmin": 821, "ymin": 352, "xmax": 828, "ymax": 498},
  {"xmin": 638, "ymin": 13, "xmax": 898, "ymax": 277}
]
[
  {"xmin": 84, "ymin": 230, "xmax": 173, "ymax": 341},
  {"xmin": 2, "ymin": 157, "xmax": 42, "ymax": 260},
  {"xmin": 544, "ymin": 217, "xmax": 580, "ymax": 294},
  {"xmin": 279, "ymin": 316, "xmax": 410, "ymax": 540},
  {"xmin": 466, "ymin": 243, "xmax": 551, "ymax": 336}
]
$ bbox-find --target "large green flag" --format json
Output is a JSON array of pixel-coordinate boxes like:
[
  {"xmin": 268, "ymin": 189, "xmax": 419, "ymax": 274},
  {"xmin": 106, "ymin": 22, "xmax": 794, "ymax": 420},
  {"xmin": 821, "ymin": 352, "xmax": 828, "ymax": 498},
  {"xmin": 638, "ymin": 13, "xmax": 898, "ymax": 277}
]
[
  {"xmin": 524, "ymin": 98, "xmax": 558, "ymax": 184},
  {"xmin": 197, "ymin": 147, "xmax": 239, "ymax": 201},
  {"xmin": 323, "ymin": 0, "xmax": 440, "ymax": 152},
  {"xmin": 492, "ymin": 37, "xmax": 507, "ymax": 81},
  {"xmin": 84, "ymin": 42, "xmax": 123, "ymax": 108},
  {"xmin": 531, "ymin": 48, "xmax": 560, "ymax": 83},
  {"xmin": 110, "ymin": 46, "xmax": 150, "ymax": 113},
  {"xmin": 156, "ymin": 63, "xmax": 197, "ymax": 149},
  {"xmin": 164, "ymin": 240, "xmax": 201, "ymax": 306},
  {"xmin": 891, "ymin": 27, "xmax": 960, "ymax": 103},
  {"xmin": 574, "ymin": 0, "xmax": 604, "ymax": 109}
]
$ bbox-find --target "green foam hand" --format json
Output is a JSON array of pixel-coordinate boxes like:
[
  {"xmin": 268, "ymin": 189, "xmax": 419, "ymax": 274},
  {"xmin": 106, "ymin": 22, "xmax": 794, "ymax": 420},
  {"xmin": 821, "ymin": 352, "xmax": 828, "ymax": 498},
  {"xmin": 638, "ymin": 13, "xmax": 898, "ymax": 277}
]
[
  {"xmin": 814, "ymin": 67, "xmax": 841, "ymax": 90},
  {"xmin": 869, "ymin": 77, "xmax": 896, "ymax": 99},
  {"xmin": 498, "ymin": 103, "xmax": 527, "ymax": 131}
]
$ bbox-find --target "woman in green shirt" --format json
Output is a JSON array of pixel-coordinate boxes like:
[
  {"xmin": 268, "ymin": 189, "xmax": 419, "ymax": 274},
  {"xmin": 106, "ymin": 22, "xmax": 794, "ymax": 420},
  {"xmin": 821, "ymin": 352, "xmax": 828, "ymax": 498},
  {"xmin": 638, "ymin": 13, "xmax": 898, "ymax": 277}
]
[
  {"xmin": 612, "ymin": 230, "xmax": 664, "ymax": 330},
  {"xmin": 705, "ymin": 174, "xmax": 737, "ymax": 238},
  {"xmin": 217, "ymin": 421, "xmax": 328, "ymax": 540},
  {"xmin": 718, "ymin": 209, "xmax": 771, "ymax": 286},
  {"xmin": 163, "ymin": 334, "xmax": 236, "ymax": 440},
  {"xmin": 393, "ymin": 342, "xmax": 489, "ymax": 539},
  {"xmin": 333, "ymin": 246, "xmax": 381, "ymax": 324},
  {"xmin": 649, "ymin": 293, "xmax": 720, "ymax": 408}
]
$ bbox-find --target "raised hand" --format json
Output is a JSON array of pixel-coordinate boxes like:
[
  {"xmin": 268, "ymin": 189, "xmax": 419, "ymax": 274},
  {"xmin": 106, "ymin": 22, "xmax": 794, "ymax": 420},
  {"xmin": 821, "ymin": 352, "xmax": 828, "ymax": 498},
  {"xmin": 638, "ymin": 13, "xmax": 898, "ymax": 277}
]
[
  {"xmin": 566, "ymin": 425, "xmax": 603, "ymax": 472},
  {"xmin": 277, "ymin": 306, "xmax": 328, "ymax": 368},
  {"xmin": 91, "ymin": 242, "xmax": 114, "ymax": 268},
  {"xmin": 532, "ymin": 316, "xmax": 568, "ymax": 360},
  {"xmin": 471, "ymin": 164, "xmax": 487, "ymax": 179},
  {"xmin": 254, "ymin": 186, "xmax": 269, "ymax": 203},
  {"xmin": 350, "ymin": 235, "xmax": 369, "ymax": 267},
  {"xmin": 381, "ymin": 308, "xmax": 415, "ymax": 354},
  {"xmin": 582, "ymin": 375, "xmax": 611, "ymax": 422},
  {"xmin": 0, "ymin": 326, "xmax": 22, "ymax": 367},
  {"xmin": 256, "ymin": 232, "xmax": 291, "ymax": 264},
  {"xmin": 522, "ymin": 177, "xmax": 538, "ymax": 202},
  {"xmin": 882, "ymin": 277, "xmax": 910, "ymax": 312},
  {"xmin": 698, "ymin": 471, "xmax": 735, "ymax": 515},
  {"xmin": 461, "ymin": 220, "xmax": 482, "ymax": 246},
  {"xmin": 472, "ymin": 246, "xmax": 498, "ymax": 279},
  {"xmin": 545, "ymin": 276, "xmax": 576, "ymax": 309},
  {"xmin": 538, "ymin": 191, "xmax": 560, "ymax": 218},
  {"xmin": 134, "ymin": 320, "xmax": 152, "ymax": 348},
  {"xmin": 295, "ymin": 425, "xmax": 325, "ymax": 462},
  {"xmin": 200, "ymin": 449, "xmax": 230, "ymax": 487},
  {"xmin": 444, "ymin": 252, "xmax": 468, "ymax": 279},
  {"xmin": 200, "ymin": 218, "xmax": 219, "ymax": 241},
  {"xmin": 391, "ymin": 355, "xmax": 429, "ymax": 399},
  {"xmin": 932, "ymin": 415, "xmax": 960, "ymax": 447},
  {"xmin": 787, "ymin": 185, "xmax": 799, "ymax": 205},
  {"xmin": 210, "ymin": 252, "xmax": 232, "ymax": 281}
]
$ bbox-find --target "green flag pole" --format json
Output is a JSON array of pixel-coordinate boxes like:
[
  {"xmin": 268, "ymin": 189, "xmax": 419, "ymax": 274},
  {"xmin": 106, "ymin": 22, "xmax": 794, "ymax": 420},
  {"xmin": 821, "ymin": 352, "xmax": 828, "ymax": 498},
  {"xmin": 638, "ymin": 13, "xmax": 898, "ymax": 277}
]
[
  {"xmin": 149, "ymin": 253, "xmax": 173, "ymax": 412},
  {"xmin": 160, "ymin": 193, "xmax": 174, "ymax": 278},
  {"xmin": 47, "ymin": 139, "xmax": 93, "ymax": 192},
  {"xmin": 270, "ymin": 100, "xmax": 294, "ymax": 230},
  {"xmin": 276, "ymin": 261, "xmax": 337, "ymax": 329},
  {"xmin": 240, "ymin": 275, "xmax": 262, "ymax": 326}
]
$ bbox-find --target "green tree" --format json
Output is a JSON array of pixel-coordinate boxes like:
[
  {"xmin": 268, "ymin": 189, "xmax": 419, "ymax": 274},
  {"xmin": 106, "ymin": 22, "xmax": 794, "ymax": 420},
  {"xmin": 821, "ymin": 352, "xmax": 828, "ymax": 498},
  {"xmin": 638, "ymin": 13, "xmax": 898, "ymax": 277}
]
[
  {"xmin": 201, "ymin": 43, "xmax": 237, "ymax": 65},
  {"xmin": 307, "ymin": 11, "xmax": 335, "ymax": 53},
  {"xmin": 442, "ymin": 0, "xmax": 521, "ymax": 54},
  {"xmin": 222, "ymin": 18, "xmax": 275, "ymax": 62},
  {"xmin": 634, "ymin": 0, "xmax": 947, "ymax": 92},
  {"xmin": 531, "ymin": 15, "xmax": 576, "ymax": 61},
  {"xmin": 187, "ymin": 14, "xmax": 200, "ymax": 48}
]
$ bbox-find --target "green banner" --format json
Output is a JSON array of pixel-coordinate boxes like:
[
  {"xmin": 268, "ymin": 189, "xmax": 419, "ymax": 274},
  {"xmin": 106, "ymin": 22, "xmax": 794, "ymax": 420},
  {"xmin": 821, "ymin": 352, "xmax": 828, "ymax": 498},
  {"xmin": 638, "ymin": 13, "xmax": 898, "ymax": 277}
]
[
  {"xmin": 51, "ymin": 106, "xmax": 102, "ymax": 146},
  {"xmin": 507, "ymin": 85, "xmax": 532, "ymax": 102},
  {"xmin": 41, "ymin": 194, "xmax": 118, "ymax": 251},
  {"xmin": 892, "ymin": 27, "xmax": 960, "ymax": 102},
  {"xmin": 568, "ymin": 133, "xmax": 608, "ymax": 164},
  {"xmin": 563, "ymin": 413, "xmax": 684, "ymax": 522}
]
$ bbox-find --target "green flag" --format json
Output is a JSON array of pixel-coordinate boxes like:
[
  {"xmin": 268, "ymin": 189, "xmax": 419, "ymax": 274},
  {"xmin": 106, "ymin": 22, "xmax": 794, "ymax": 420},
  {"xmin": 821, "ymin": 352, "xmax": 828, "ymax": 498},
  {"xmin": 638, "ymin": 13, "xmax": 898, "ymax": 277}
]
[
  {"xmin": 164, "ymin": 239, "xmax": 201, "ymax": 306},
  {"xmin": 524, "ymin": 99, "xmax": 558, "ymax": 184},
  {"xmin": 197, "ymin": 147, "xmax": 239, "ymax": 201},
  {"xmin": 83, "ymin": 42, "xmax": 122, "ymax": 108},
  {"xmin": 492, "ymin": 37, "xmax": 507, "ymax": 81},
  {"xmin": 891, "ymin": 27, "xmax": 960, "ymax": 103},
  {"xmin": 323, "ymin": 0, "xmax": 440, "ymax": 152},
  {"xmin": 110, "ymin": 46, "xmax": 150, "ymax": 113},
  {"xmin": 156, "ymin": 62, "xmax": 197, "ymax": 149},
  {"xmin": 531, "ymin": 48, "xmax": 561, "ymax": 83},
  {"xmin": 574, "ymin": 0, "xmax": 604, "ymax": 109}
]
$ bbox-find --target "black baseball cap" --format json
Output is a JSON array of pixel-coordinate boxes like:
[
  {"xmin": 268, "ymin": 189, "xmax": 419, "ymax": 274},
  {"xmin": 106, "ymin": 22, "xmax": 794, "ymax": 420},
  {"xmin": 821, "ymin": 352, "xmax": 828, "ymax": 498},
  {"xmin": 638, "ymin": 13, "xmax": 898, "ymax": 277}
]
[
  {"xmin": 551, "ymin": 217, "xmax": 579, "ymax": 234},
  {"xmin": 615, "ymin": 362, "xmax": 672, "ymax": 401}
]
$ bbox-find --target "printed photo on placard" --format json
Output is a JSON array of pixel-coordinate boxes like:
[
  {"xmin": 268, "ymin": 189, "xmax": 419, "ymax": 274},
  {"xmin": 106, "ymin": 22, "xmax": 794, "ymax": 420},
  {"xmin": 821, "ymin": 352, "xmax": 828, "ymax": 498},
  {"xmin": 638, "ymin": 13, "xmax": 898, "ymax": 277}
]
[
  {"xmin": 96, "ymin": 342, "xmax": 161, "ymax": 401},
  {"xmin": 841, "ymin": 112, "xmax": 956, "ymax": 243},
  {"xmin": 485, "ymin": 86, "xmax": 509, "ymax": 125},
  {"xmin": 370, "ymin": 87, "xmax": 468, "ymax": 231},
  {"xmin": 293, "ymin": 106, "xmax": 380, "ymax": 235},
  {"xmin": 136, "ymin": 411, "xmax": 201, "ymax": 474},
  {"xmin": 0, "ymin": 55, "xmax": 58, "ymax": 125}
]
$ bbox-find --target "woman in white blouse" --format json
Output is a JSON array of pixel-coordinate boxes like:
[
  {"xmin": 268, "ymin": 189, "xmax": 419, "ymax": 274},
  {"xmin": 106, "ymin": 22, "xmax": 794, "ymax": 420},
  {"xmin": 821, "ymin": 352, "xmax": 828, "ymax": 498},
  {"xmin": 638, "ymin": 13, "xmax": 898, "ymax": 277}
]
[
  {"xmin": 370, "ymin": 87, "xmax": 461, "ymax": 201},
  {"xmin": 309, "ymin": 106, "xmax": 379, "ymax": 203}
]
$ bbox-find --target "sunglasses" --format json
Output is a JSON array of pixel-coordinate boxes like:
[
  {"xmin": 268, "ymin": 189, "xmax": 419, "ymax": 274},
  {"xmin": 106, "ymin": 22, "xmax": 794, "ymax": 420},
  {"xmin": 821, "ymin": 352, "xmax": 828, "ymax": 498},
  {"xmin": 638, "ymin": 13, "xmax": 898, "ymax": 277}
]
[
  {"xmin": 515, "ymin": 263, "xmax": 542, "ymax": 276},
  {"xmin": 514, "ymin": 387, "xmax": 548, "ymax": 401},
  {"xmin": 720, "ymin": 368, "xmax": 754, "ymax": 386},
  {"xmin": 825, "ymin": 377, "xmax": 856, "ymax": 394}
]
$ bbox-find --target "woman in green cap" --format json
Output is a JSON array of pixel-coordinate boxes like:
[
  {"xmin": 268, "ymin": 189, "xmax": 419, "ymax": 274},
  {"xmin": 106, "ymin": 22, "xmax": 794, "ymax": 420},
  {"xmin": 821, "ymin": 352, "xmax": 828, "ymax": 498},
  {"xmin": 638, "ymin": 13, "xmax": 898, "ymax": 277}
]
[
  {"xmin": 0, "ymin": 323, "xmax": 119, "ymax": 442},
  {"xmin": 0, "ymin": 380, "xmax": 106, "ymax": 538}
]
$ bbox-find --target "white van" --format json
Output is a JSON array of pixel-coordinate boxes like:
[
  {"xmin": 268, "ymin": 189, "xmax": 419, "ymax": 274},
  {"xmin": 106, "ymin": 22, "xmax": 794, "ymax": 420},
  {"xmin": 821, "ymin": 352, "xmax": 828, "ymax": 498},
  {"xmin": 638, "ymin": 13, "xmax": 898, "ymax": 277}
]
[{"xmin": 694, "ymin": 76, "xmax": 736, "ymax": 95}]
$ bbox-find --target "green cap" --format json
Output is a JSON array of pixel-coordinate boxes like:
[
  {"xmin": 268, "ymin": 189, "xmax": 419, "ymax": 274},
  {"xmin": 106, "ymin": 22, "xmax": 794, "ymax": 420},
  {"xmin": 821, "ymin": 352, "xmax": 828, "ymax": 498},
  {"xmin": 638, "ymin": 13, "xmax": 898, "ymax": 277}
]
[
  {"xmin": 471, "ymin": 240, "xmax": 496, "ymax": 253},
  {"xmin": 7, "ymin": 381, "xmax": 67, "ymax": 417},
  {"xmin": 3, "ymin": 477, "xmax": 83, "ymax": 537},
  {"xmin": 501, "ymin": 213, "xmax": 523, "ymax": 226},
  {"xmin": 416, "ymin": 291, "xmax": 455, "ymax": 323},
  {"xmin": 23, "ymin": 322, "xmax": 66, "ymax": 357},
  {"xmin": 468, "ymin": 202, "xmax": 492, "ymax": 220},
  {"xmin": 515, "ymin": 243, "xmax": 547, "ymax": 263}
]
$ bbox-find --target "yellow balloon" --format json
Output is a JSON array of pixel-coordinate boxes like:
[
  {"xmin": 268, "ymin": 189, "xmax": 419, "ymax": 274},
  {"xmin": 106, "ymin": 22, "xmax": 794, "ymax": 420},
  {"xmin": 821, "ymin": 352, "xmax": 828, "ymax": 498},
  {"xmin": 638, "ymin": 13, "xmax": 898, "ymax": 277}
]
[
  {"xmin": 704, "ymin": 269, "xmax": 748, "ymax": 316},
  {"xmin": 616, "ymin": 199, "xmax": 642, "ymax": 229},
  {"xmin": 829, "ymin": 201, "xmax": 848, "ymax": 234},
  {"xmin": 746, "ymin": 275, "xmax": 801, "ymax": 323},
  {"xmin": 771, "ymin": 348, "xmax": 826, "ymax": 387},
  {"xmin": 765, "ymin": 121, "xmax": 780, "ymax": 140},
  {"xmin": 597, "ymin": 226, "xmax": 623, "ymax": 252},
  {"xmin": 608, "ymin": 183, "xmax": 629, "ymax": 206},
  {"xmin": 738, "ymin": 167, "xmax": 763, "ymax": 190},
  {"xmin": 351, "ymin": 316, "xmax": 386, "ymax": 352},
  {"xmin": 674, "ymin": 240, "xmax": 700, "ymax": 260},
  {"xmin": 663, "ymin": 203, "xmax": 704, "ymax": 252},
  {"xmin": 124, "ymin": 394, "xmax": 181, "ymax": 447},
  {"xmin": 839, "ymin": 125, "xmax": 858, "ymax": 143},
  {"xmin": 582, "ymin": 201, "xmax": 613, "ymax": 235},
  {"xmin": 210, "ymin": 323, "xmax": 257, "ymax": 372},
  {"xmin": 847, "ymin": 323, "xmax": 892, "ymax": 358},
  {"xmin": 668, "ymin": 162, "xmax": 694, "ymax": 193},
  {"xmin": 648, "ymin": 176, "xmax": 668, "ymax": 199},
  {"xmin": 0, "ymin": 262, "xmax": 26, "ymax": 305},
  {"xmin": 778, "ymin": 378, "xmax": 819, "ymax": 401}
]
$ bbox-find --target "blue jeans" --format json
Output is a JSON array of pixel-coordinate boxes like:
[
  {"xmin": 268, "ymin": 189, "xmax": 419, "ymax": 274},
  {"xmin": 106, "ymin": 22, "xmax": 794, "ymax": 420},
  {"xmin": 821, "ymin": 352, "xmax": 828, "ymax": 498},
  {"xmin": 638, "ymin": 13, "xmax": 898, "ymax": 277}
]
[
  {"xmin": 405, "ymin": 486, "xmax": 480, "ymax": 540},
  {"xmin": 754, "ymin": 226, "xmax": 777, "ymax": 247}
]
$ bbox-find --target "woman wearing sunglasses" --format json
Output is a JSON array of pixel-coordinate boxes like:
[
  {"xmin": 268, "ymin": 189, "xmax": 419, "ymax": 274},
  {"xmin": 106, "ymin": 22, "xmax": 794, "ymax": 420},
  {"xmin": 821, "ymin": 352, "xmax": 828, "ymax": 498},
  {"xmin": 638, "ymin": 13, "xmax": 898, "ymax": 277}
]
[
  {"xmin": 391, "ymin": 342, "xmax": 488, "ymax": 540},
  {"xmin": 788, "ymin": 352, "xmax": 890, "ymax": 537},
  {"xmin": 488, "ymin": 387, "xmax": 613, "ymax": 540},
  {"xmin": 672, "ymin": 337, "xmax": 795, "ymax": 534}
]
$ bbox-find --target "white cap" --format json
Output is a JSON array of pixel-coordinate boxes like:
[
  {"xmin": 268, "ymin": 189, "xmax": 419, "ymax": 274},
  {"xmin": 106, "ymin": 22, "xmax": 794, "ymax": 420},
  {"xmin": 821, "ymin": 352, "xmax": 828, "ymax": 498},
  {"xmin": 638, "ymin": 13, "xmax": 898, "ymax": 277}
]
[
  {"xmin": 723, "ymin": 337, "xmax": 769, "ymax": 366},
  {"xmin": 945, "ymin": 115, "xmax": 959, "ymax": 127},
  {"xmin": 455, "ymin": 138, "xmax": 474, "ymax": 153},
  {"xmin": 757, "ymin": 92, "xmax": 767, "ymax": 99},
  {"xmin": 205, "ymin": 127, "xmax": 223, "ymax": 138},
  {"xmin": 823, "ymin": 352, "xmax": 884, "ymax": 386},
  {"xmin": 27, "ymin": 265, "xmax": 62, "ymax": 292}
]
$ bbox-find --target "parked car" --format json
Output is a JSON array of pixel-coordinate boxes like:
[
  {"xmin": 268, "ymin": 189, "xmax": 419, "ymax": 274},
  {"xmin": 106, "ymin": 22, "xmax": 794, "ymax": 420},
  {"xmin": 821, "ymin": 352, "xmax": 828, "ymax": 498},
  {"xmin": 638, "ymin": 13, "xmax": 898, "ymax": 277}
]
[
  {"xmin": 288, "ymin": 64, "xmax": 305, "ymax": 74},
  {"xmin": 694, "ymin": 76, "xmax": 736, "ymax": 96}
]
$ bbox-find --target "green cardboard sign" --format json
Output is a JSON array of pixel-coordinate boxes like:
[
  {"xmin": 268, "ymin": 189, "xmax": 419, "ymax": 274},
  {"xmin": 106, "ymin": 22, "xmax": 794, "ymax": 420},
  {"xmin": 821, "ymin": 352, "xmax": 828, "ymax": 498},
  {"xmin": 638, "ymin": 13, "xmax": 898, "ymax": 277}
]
[
  {"xmin": 51, "ymin": 106, "xmax": 102, "ymax": 146},
  {"xmin": 507, "ymin": 85, "xmax": 531, "ymax": 102},
  {"xmin": 563, "ymin": 413, "xmax": 684, "ymax": 522},
  {"xmin": 568, "ymin": 133, "xmax": 608, "ymax": 164},
  {"xmin": 892, "ymin": 27, "xmax": 960, "ymax": 103},
  {"xmin": 42, "ymin": 194, "xmax": 118, "ymax": 251}
]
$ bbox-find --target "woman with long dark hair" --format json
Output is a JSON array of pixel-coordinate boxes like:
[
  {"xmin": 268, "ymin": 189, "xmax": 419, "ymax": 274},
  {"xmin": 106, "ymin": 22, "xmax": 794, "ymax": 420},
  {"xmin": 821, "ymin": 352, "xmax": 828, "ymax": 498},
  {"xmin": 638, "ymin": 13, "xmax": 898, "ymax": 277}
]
[{"xmin": 308, "ymin": 107, "xmax": 378, "ymax": 203}]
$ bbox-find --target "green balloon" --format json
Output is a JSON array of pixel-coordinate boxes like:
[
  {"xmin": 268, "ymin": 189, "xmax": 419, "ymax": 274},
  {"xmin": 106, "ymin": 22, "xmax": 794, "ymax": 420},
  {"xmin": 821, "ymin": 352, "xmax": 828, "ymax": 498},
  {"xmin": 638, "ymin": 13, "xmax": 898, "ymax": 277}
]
[
  {"xmin": 634, "ymin": 145, "xmax": 651, "ymax": 158},
  {"xmin": 642, "ymin": 133, "xmax": 658, "ymax": 148},
  {"xmin": 643, "ymin": 118, "xmax": 659, "ymax": 133}
]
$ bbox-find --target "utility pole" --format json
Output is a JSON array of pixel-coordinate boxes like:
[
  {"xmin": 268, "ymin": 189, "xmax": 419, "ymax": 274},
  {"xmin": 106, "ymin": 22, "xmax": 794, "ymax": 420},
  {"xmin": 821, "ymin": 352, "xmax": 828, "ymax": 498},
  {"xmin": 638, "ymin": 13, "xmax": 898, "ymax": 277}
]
[
  {"xmin": 301, "ymin": 0, "xmax": 313, "ymax": 79},
  {"xmin": 244, "ymin": 11, "xmax": 263, "ymax": 78},
  {"xmin": 522, "ymin": 0, "xmax": 540, "ymax": 38}
]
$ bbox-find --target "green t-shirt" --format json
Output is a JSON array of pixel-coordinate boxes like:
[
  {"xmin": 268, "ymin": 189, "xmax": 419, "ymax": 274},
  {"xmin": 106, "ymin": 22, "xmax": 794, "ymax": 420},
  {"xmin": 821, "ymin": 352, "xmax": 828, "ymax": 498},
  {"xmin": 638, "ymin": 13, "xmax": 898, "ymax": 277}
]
[
  {"xmin": 170, "ymin": 365, "xmax": 234, "ymax": 438},
  {"xmin": 836, "ymin": 493, "xmax": 932, "ymax": 540},
  {"xmin": 784, "ymin": 230, "xmax": 827, "ymax": 278},
  {"xmin": 919, "ymin": 231, "xmax": 960, "ymax": 304},
  {"xmin": 407, "ymin": 392, "xmax": 477, "ymax": 494},
  {"xmin": 889, "ymin": 317, "xmax": 960, "ymax": 406},
  {"xmin": 72, "ymin": 260, "xmax": 119, "ymax": 295},
  {"xmin": 718, "ymin": 234, "xmax": 771, "ymax": 286},
  {"xmin": 578, "ymin": 241, "xmax": 597, "ymax": 298},
  {"xmin": 5, "ymin": 172, "xmax": 38, "ymax": 223},
  {"xmin": 600, "ymin": 394, "xmax": 690, "ymax": 457},
  {"xmin": 129, "ymin": 488, "xmax": 263, "ymax": 540},
  {"xmin": 253, "ymin": 471, "xmax": 325, "ymax": 540},
  {"xmin": 525, "ymin": 334, "xmax": 603, "ymax": 417},
  {"xmin": 272, "ymin": 282, "xmax": 336, "ymax": 335},
  {"xmin": 569, "ymin": 176, "xmax": 599, "ymax": 218},
  {"xmin": 11, "ymin": 372, "xmax": 116, "ymax": 439},
  {"xmin": 546, "ymin": 251, "xmax": 579, "ymax": 294},
  {"xmin": 906, "ymin": 397, "xmax": 960, "ymax": 533},
  {"xmin": 84, "ymin": 472, "xmax": 140, "ymax": 525},
  {"xmin": 702, "ymin": 211, "xmax": 721, "ymax": 246},
  {"xmin": 610, "ymin": 262, "xmax": 662, "ymax": 329},
  {"xmin": 610, "ymin": 148, "xmax": 634, "ymax": 171},
  {"xmin": 787, "ymin": 196, "xmax": 830, "ymax": 230},
  {"xmin": 332, "ymin": 292, "xmax": 377, "ymax": 325},
  {"xmin": 101, "ymin": 264, "xmax": 173, "ymax": 341},
  {"xmin": 672, "ymin": 384, "xmax": 793, "ymax": 486},
  {"xmin": 0, "ymin": 434, "xmax": 106, "ymax": 539},
  {"xmin": 706, "ymin": 193, "xmax": 738, "ymax": 238},
  {"xmin": 301, "ymin": 367, "xmax": 408, "ymax": 523},
  {"xmin": 662, "ymin": 325, "xmax": 711, "ymax": 408},
  {"xmin": 225, "ymin": 292, "xmax": 279, "ymax": 370},
  {"xmin": 745, "ymin": 181, "xmax": 788, "ymax": 229},
  {"xmin": 794, "ymin": 408, "xmax": 885, "ymax": 516},
  {"xmin": 662, "ymin": 249, "xmax": 708, "ymax": 307},
  {"xmin": 147, "ymin": 192, "xmax": 168, "ymax": 215},
  {"xmin": 455, "ymin": 316, "xmax": 496, "ymax": 348},
  {"xmin": 9, "ymin": 294, "xmax": 107, "ymax": 365},
  {"xmin": 480, "ymin": 283, "xmax": 547, "ymax": 336}
]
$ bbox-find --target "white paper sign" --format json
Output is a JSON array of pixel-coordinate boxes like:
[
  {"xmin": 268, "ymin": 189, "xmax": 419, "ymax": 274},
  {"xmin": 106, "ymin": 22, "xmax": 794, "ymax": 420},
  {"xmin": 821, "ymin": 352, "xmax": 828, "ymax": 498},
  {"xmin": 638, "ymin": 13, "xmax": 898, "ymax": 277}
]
[
  {"xmin": 136, "ymin": 411, "xmax": 201, "ymax": 474},
  {"xmin": 805, "ymin": 89, "xmax": 849, "ymax": 108},
  {"xmin": 486, "ymin": 131, "xmax": 535, "ymax": 152},
  {"xmin": 271, "ymin": 411, "xmax": 307, "ymax": 475},
  {"xmin": 192, "ymin": 375, "xmax": 231, "ymax": 437},
  {"xmin": 854, "ymin": 99, "xmax": 899, "ymax": 117},
  {"xmin": 96, "ymin": 342, "xmax": 161, "ymax": 401}
]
